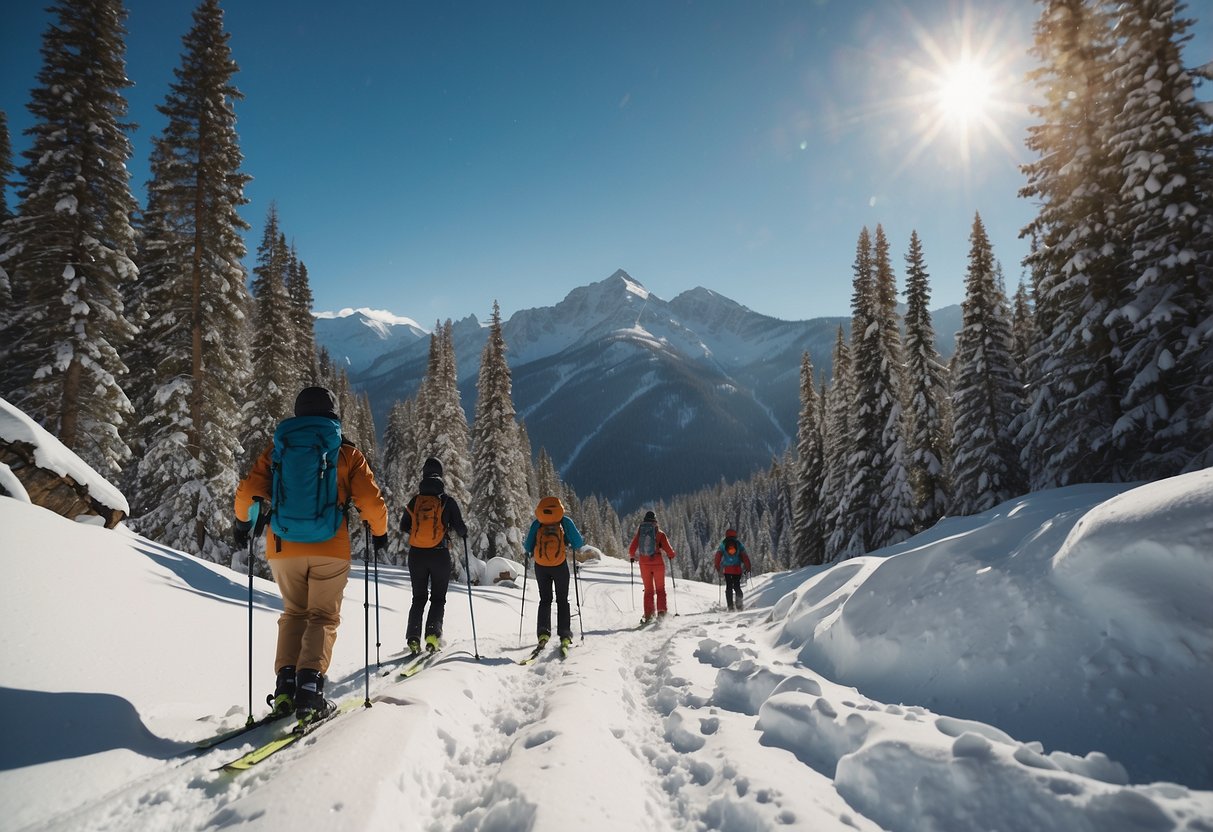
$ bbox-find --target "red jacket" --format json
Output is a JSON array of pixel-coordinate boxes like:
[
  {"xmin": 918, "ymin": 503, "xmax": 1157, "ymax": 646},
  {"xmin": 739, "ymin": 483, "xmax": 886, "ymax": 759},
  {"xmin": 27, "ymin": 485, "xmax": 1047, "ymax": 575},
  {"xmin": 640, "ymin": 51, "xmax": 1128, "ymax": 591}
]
[
  {"xmin": 629, "ymin": 528, "xmax": 676, "ymax": 560},
  {"xmin": 714, "ymin": 537, "xmax": 751, "ymax": 575}
]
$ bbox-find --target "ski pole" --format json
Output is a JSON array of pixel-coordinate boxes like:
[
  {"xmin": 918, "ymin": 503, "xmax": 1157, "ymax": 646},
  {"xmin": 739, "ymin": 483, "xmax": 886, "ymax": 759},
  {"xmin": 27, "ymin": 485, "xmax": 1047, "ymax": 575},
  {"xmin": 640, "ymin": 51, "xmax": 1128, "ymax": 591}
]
[
  {"xmin": 670, "ymin": 563, "xmax": 679, "ymax": 616},
  {"xmin": 244, "ymin": 499, "xmax": 260, "ymax": 727},
  {"xmin": 518, "ymin": 553, "xmax": 529, "ymax": 647},
  {"xmin": 630, "ymin": 559, "xmax": 635, "ymax": 610},
  {"xmin": 362, "ymin": 529, "xmax": 371, "ymax": 708},
  {"xmin": 368, "ymin": 524, "xmax": 381, "ymax": 667},
  {"xmin": 571, "ymin": 552, "xmax": 585, "ymax": 641},
  {"xmin": 463, "ymin": 537, "xmax": 480, "ymax": 660}
]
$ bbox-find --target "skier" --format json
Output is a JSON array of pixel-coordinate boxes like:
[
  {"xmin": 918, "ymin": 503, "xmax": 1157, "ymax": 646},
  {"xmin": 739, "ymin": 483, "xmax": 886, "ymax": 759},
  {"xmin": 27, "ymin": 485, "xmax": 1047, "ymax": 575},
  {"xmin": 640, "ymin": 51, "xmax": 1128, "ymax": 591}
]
[
  {"xmin": 401, "ymin": 457, "xmax": 467, "ymax": 653},
  {"xmin": 628, "ymin": 510, "xmax": 677, "ymax": 623},
  {"xmin": 714, "ymin": 528, "xmax": 752, "ymax": 611},
  {"xmin": 234, "ymin": 386, "xmax": 389, "ymax": 724},
  {"xmin": 523, "ymin": 496, "xmax": 585, "ymax": 653}
]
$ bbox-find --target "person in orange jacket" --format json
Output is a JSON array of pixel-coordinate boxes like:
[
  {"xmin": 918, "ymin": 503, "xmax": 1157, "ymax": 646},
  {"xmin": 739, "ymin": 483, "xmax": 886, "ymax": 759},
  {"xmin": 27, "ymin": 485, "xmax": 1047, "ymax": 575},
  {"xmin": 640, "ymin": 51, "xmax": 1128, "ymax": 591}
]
[
  {"xmin": 234, "ymin": 386, "xmax": 389, "ymax": 724},
  {"xmin": 714, "ymin": 528, "xmax": 752, "ymax": 611},
  {"xmin": 628, "ymin": 510, "xmax": 677, "ymax": 623}
]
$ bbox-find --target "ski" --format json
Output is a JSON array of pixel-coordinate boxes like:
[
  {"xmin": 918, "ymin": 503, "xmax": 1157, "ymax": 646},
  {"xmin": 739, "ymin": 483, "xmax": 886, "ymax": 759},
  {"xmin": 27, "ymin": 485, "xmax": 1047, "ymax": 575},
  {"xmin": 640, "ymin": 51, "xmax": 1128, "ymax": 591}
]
[
  {"xmin": 399, "ymin": 648, "xmax": 441, "ymax": 678},
  {"xmin": 381, "ymin": 650, "xmax": 422, "ymax": 677},
  {"xmin": 216, "ymin": 698, "xmax": 363, "ymax": 772},
  {"xmin": 191, "ymin": 709, "xmax": 292, "ymax": 752},
  {"xmin": 518, "ymin": 642, "xmax": 548, "ymax": 665}
]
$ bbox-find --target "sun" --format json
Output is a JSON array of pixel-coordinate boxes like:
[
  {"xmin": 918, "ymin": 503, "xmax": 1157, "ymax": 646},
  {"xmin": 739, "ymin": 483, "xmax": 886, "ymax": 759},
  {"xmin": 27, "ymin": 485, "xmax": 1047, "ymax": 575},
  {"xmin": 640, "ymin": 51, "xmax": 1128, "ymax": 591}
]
[
  {"xmin": 885, "ymin": 6, "xmax": 1025, "ymax": 177},
  {"xmin": 935, "ymin": 58, "xmax": 996, "ymax": 127}
]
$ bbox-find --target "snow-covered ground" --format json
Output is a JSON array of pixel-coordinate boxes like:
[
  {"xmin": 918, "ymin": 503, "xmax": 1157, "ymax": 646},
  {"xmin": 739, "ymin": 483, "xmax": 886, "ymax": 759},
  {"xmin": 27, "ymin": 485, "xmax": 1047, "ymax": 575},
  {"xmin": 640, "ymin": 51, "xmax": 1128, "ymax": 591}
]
[{"xmin": 2, "ymin": 469, "xmax": 1212, "ymax": 831}]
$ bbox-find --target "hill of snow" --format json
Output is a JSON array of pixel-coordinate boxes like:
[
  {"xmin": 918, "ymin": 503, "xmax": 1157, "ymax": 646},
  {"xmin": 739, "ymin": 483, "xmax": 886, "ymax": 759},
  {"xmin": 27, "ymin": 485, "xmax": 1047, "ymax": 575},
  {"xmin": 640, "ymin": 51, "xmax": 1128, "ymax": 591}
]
[{"xmin": 1, "ymin": 467, "xmax": 1211, "ymax": 830}]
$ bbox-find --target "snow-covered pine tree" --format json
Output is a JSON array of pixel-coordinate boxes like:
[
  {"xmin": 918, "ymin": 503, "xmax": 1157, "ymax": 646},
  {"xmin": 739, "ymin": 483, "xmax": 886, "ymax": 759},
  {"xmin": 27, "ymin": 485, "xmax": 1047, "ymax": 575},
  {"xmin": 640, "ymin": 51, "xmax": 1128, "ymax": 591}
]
[
  {"xmin": 1019, "ymin": 0, "xmax": 1127, "ymax": 488},
  {"xmin": 379, "ymin": 397, "xmax": 415, "ymax": 557},
  {"xmin": 285, "ymin": 246, "xmax": 319, "ymax": 385},
  {"xmin": 822, "ymin": 326, "xmax": 857, "ymax": 561},
  {"xmin": 535, "ymin": 447, "xmax": 561, "ymax": 501},
  {"xmin": 240, "ymin": 205, "xmax": 297, "ymax": 468},
  {"xmin": 902, "ymin": 230, "xmax": 952, "ymax": 532},
  {"xmin": 416, "ymin": 321, "xmax": 472, "ymax": 510},
  {"xmin": 0, "ymin": 110, "xmax": 14, "ymax": 312},
  {"xmin": 1106, "ymin": 0, "xmax": 1213, "ymax": 477},
  {"xmin": 791, "ymin": 351, "xmax": 826, "ymax": 566},
  {"xmin": 1010, "ymin": 279, "xmax": 1035, "ymax": 381},
  {"xmin": 869, "ymin": 225, "xmax": 915, "ymax": 549},
  {"xmin": 834, "ymin": 224, "xmax": 883, "ymax": 557},
  {"xmin": 125, "ymin": 0, "xmax": 252, "ymax": 560},
  {"xmin": 950, "ymin": 213, "xmax": 1025, "ymax": 516},
  {"xmin": 0, "ymin": 0, "xmax": 139, "ymax": 477},
  {"xmin": 470, "ymin": 301, "xmax": 528, "ymax": 560}
]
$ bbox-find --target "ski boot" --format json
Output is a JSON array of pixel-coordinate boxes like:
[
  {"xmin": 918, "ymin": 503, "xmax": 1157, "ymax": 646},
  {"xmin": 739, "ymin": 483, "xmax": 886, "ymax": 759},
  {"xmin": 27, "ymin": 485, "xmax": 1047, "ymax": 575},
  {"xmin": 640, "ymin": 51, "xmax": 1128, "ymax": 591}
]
[
  {"xmin": 560, "ymin": 637, "xmax": 572, "ymax": 651},
  {"xmin": 425, "ymin": 634, "xmax": 441, "ymax": 653},
  {"xmin": 407, "ymin": 638, "xmax": 421, "ymax": 655},
  {"xmin": 537, "ymin": 633, "xmax": 550, "ymax": 648},
  {"xmin": 294, "ymin": 668, "xmax": 335, "ymax": 725},
  {"xmin": 266, "ymin": 665, "xmax": 295, "ymax": 716}
]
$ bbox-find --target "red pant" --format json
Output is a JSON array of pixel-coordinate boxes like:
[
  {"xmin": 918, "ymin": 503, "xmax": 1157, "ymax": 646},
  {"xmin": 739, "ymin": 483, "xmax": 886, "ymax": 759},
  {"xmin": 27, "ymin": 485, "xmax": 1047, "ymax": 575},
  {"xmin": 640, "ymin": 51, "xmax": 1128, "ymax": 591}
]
[{"xmin": 638, "ymin": 555, "xmax": 669, "ymax": 617}]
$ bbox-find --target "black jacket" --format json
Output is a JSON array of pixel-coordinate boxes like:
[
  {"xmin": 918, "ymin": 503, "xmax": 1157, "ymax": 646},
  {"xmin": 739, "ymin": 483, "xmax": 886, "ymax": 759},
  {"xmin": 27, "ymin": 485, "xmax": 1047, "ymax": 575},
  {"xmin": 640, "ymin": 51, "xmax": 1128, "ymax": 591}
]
[{"xmin": 401, "ymin": 474, "xmax": 467, "ymax": 548}]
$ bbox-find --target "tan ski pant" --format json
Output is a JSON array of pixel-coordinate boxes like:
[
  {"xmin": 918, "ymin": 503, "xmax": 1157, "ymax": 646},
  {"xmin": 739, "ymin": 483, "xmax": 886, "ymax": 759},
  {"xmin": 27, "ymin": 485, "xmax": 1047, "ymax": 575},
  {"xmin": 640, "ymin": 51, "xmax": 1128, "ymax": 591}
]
[{"xmin": 269, "ymin": 556, "xmax": 350, "ymax": 675}]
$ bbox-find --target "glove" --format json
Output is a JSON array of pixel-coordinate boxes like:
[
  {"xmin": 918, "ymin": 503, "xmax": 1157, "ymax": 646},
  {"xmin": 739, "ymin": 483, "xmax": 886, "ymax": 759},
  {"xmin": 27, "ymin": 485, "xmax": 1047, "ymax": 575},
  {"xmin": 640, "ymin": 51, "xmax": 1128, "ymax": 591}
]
[
  {"xmin": 373, "ymin": 534, "xmax": 388, "ymax": 554},
  {"xmin": 233, "ymin": 518, "xmax": 252, "ymax": 549},
  {"xmin": 251, "ymin": 497, "xmax": 269, "ymax": 538},
  {"xmin": 629, "ymin": 557, "xmax": 636, "ymax": 563}
]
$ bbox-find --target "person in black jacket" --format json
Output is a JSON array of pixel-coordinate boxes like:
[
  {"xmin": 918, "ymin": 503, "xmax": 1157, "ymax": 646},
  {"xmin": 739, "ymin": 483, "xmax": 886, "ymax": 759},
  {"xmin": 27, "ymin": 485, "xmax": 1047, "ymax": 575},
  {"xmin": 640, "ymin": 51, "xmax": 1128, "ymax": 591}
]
[{"xmin": 401, "ymin": 457, "xmax": 467, "ymax": 652}]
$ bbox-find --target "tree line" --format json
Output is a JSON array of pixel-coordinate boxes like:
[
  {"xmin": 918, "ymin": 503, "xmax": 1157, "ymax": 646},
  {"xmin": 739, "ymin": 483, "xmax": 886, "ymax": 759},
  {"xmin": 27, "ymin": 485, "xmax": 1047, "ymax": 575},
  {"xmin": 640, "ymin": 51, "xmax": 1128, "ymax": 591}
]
[{"xmin": 2, "ymin": 0, "xmax": 1209, "ymax": 578}]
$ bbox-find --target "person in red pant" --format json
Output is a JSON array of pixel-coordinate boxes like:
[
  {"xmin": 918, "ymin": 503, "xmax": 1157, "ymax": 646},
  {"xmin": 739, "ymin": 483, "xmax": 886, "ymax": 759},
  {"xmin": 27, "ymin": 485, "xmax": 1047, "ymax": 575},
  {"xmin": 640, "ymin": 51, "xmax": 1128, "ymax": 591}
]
[
  {"xmin": 714, "ymin": 528, "xmax": 752, "ymax": 611},
  {"xmin": 628, "ymin": 511, "xmax": 677, "ymax": 623}
]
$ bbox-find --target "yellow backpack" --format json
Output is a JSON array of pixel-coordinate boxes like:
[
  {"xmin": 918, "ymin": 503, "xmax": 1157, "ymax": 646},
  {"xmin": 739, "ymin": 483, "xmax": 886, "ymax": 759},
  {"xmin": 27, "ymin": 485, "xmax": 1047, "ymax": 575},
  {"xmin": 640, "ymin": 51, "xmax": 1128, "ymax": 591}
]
[{"xmin": 533, "ymin": 496, "xmax": 566, "ymax": 567}]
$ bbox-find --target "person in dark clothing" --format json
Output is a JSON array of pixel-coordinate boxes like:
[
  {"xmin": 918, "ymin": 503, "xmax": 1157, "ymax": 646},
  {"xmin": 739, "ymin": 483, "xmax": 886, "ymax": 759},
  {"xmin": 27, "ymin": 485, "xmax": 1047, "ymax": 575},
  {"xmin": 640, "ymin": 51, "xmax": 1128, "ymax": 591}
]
[{"xmin": 400, "ymin": 457, "xmax": 467, "ymax": 652}]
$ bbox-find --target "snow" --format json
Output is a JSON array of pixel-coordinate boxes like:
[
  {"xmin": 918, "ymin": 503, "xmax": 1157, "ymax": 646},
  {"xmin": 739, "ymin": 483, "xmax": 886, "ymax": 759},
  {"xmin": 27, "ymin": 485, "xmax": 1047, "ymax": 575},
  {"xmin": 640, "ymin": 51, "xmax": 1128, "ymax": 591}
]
[
  {"xmin": 0, "ymin": 397, "xmax": 129, "ymax": 516},
  {"xmin": 313, "ymin": 307, "xmax": 428, "ymax": 331},
  {"xmin": 1, "ymin": 460, "xmax": 1212, "ymax": 830}
]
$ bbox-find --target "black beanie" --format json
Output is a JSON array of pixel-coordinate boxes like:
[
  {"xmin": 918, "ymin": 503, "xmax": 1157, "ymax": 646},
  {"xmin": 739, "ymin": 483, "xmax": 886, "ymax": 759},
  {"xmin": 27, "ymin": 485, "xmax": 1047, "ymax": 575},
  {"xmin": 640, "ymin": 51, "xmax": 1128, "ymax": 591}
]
[
  {"xmin": 294, "ymin": 386, "xmax": 339, "ymax": 420},
  {"xmin": 422, "ymin": 457, "xmax": 443, "ymax": 479},
  {"xmin": 643, "ymin": 511, "xmax": 656, "ymax": 522}
]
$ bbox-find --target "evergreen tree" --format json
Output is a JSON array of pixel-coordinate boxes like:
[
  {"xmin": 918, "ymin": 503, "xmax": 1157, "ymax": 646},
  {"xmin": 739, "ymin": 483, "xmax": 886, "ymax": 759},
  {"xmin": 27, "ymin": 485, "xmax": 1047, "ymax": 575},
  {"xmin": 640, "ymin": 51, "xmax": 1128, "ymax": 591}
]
[
  {"xmin": 822, "ymin": 326, "xmax": 856, "ymax": 561},
  {"xmin": 902, "ymin": 230, "xmax": 952, "ymax": 531},
  {"xmin": 416, "ymin": 321, "xmax": 472, "ymax": 509},
  {"xmin": 536, "ymin": 447, "xmax": 561, "ymax": 499},
  {"xmin": 1107, "ymin": 0, "xmax": 1213, "ymax": 476},
  {"xmin": 0, "ymin": 0, "xmax": 139, "ymax": 476},
  {"xmin": 125, "ymin": 0, "xmax": 252, "ymax": 559},
  {"xmin": 469, "ymin": 301, "xmax": 529, "ymax": 560},
  {"xmin": 951, "ymin": 213, "xmax": 1025, "ymax": 516},
  {"xmin": 0, "ymin": 110, "xmax": 15, "ymax": 311},
  {"xmin": 240, "ymin": 204, "xmax": 296, "ymax": 468},
  {"xmin": 1010, "ymin": 278, "xmax": 1035, "ymax": 381},
  {"xmin": 791, "ymin": 352, "xmax": 826, "ymax": 566},
  {"xmin": 1019, "ymin": 0, "xmax": 1127, "ymax": 488},
  {"xmin": 285, "ymin": 245, "xmax": 318, "ymax": 385},
  {"xmin": 869, "ymin": 225, "xmax": 915, "ymax": 548},
  {"xmin": 379, "ymin": 398, "xmax": 414, "ymax": 561}
]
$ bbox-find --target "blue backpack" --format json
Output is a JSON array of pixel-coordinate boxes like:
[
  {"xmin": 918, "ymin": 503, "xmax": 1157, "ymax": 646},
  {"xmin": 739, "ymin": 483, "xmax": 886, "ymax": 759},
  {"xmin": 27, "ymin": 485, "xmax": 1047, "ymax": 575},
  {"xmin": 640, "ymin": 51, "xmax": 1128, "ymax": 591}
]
[
  {"xmin": 721, "ymin": 537, "xmax": 742, "ymax": 568},
  {"xmin": 270, "ymin": 415, "xmax": 345, "ymax": 543},
  {"xmin": 636, "ymin": 521, "xmax": 658, "ymax": 556}
]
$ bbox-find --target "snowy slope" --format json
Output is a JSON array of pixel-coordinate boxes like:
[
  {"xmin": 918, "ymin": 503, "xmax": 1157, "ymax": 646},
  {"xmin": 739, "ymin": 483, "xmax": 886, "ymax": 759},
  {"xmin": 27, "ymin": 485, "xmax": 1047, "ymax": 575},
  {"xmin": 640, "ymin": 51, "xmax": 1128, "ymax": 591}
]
[{"xmin": 2, "ymin": 470, "xmax": 1212, "ymax": 831}]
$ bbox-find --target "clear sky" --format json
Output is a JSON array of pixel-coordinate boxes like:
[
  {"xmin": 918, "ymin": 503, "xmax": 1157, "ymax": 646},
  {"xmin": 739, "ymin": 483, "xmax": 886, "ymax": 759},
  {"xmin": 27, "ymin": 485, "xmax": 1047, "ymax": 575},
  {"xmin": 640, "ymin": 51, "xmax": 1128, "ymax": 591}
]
[{"xmin": 3, "ymin": 1, "xmax": 1209, "ymax": 326}]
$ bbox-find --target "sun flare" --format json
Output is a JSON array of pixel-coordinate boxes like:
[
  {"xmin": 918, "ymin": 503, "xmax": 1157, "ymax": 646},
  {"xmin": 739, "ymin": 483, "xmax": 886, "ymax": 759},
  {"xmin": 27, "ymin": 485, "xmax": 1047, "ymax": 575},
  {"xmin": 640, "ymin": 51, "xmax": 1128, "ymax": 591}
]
[{"xmin": 936, "ymin": 59, "xmax": 995, "ymax": 126}]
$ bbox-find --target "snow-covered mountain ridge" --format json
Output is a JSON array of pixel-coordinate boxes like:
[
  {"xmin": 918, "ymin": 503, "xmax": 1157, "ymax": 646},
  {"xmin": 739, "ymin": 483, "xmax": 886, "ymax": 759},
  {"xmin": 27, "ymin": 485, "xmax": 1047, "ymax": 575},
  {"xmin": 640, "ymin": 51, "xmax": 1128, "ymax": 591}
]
[{"xmin": 315, "ymin": 271, "xmax": 958, "ymax": 510}]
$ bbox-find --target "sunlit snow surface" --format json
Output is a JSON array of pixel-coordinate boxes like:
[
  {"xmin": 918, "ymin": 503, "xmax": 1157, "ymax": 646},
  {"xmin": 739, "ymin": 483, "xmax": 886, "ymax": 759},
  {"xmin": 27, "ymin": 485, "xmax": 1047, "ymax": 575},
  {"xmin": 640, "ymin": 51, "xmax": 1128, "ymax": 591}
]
[{"xmin": 1, "ymin": 467, "xmax": 1211, "ymax": 831}]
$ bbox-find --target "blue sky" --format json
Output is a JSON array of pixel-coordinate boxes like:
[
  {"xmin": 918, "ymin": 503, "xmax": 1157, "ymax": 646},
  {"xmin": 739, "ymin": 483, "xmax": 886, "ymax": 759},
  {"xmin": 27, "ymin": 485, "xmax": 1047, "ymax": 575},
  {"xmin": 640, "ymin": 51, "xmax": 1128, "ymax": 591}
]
[{"xmin": 3, "ymin": 1, "xmax": 1209, "ymax": 326}]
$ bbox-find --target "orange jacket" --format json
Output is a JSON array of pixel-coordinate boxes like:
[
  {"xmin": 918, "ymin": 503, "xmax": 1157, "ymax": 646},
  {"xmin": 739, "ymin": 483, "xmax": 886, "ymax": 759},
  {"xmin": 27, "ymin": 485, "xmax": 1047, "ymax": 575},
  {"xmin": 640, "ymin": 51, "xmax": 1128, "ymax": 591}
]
[{"xmin": 234, "ymin": 440, "xmax": 388, "ymax": 560}]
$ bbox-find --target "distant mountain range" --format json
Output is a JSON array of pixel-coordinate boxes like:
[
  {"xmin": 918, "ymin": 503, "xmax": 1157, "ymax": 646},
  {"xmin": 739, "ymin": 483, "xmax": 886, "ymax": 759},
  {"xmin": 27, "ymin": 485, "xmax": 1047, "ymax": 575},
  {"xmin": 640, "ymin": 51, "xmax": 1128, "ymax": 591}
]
[{"xmin": 314, "ymin": 270, "xmax": 960, "ymax": 512}]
